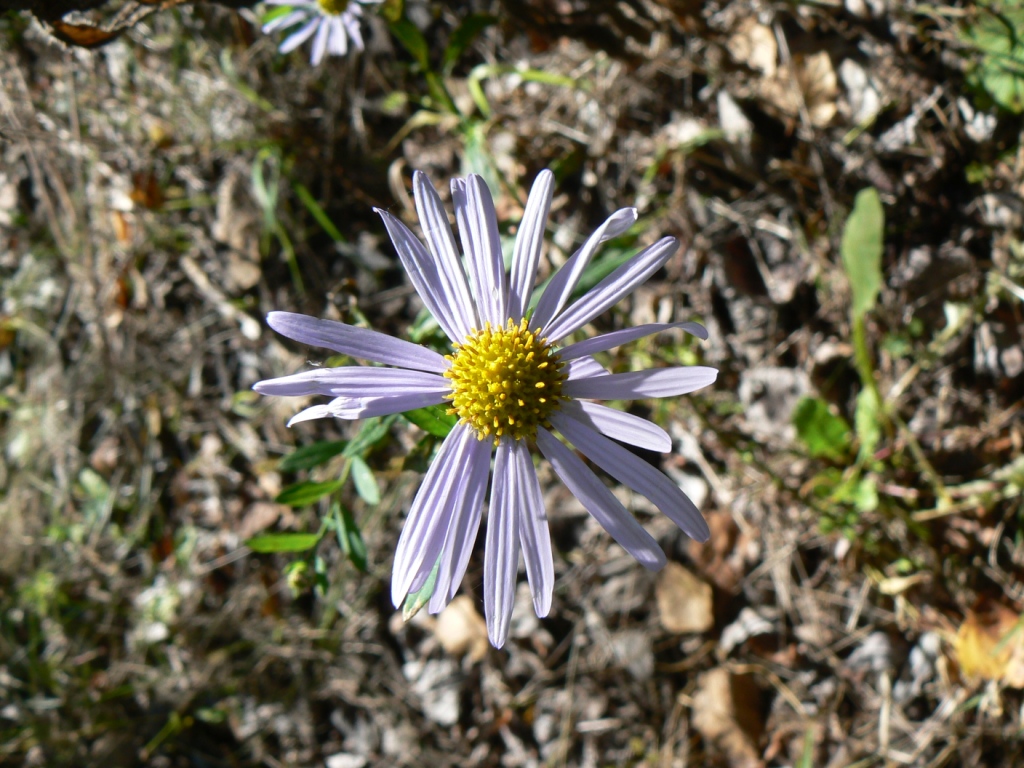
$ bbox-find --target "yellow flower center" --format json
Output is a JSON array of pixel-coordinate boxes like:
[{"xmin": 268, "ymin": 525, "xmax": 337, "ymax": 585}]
[
  {"xmin": 444, "ymin": 319, "xmax": 567, "ymax": 443},
  {"xmin": 317, "ymin": 0, "xmax": 350, "ymax": 15}
]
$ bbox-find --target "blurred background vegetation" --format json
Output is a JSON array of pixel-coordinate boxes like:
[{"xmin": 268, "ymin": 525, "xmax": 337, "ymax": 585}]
[{"xmin": 1, "ymin": 0, "xmax": 1024, "ymax": 765}]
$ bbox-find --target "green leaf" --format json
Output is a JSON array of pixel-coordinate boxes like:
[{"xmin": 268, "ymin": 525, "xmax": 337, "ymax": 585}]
[
  {"xmin": 963, "ymin": 4, "xmax": 1024, "ymax": 112},
  {"xmin": 350, "ymin": 455, "xmax": 381, "ymax": 505},
  {"xmin": 389, "ymin": 17, "xmax": 430, "ymax": 70},
  {"xmin": 402, "ymin": 556, "xmax": 441, "ymax": 621},
  {"xmin": 792, "ymin": 397, "xmax": 851, "ymax": 461},
  {"xmin": 402, "ymin": 404, "xmax": 457, "ymax": 438},
  {"xmin": 343, "ymin": 416, "xmax": 395, "ymax": 458},
  {"xmin": 402, "ymin": 433, "xmax": 438, "ymax": 473},
  {"xmin": 260, "ymin": 4, "xmax": 295, "ymax": 26},
  {"xmin": 841, "ymin": 187, "xmax": 884, "ymax": 319},
  {"xmin": 380, "ymin": 0, "xmax": 404, "ymax": 24},
  {"xmin": 854, "ymin": 387, "xmax": 882, "ymax": 460},
  {"xmin": 333, "ymin": 503, "xmax": 368, "ymax": 572},
  {"xmin": 275, "ymin": 479, "xmax": 343, "ymax": 507},
  {"xmin": 851, "ymin": 476, "xmax": 879, "ymax": 514},
  {"xmin": 246, "ymin": 532, "xmax": 321, "ymax": 553},
  {"xmin": 293, "ymin": 182, "xmax": 345, "ymax": 243},
  {"xmin": 442, "ymin": 14, "xmax": 496, "ymax": 74},
  {"xmin": 278, "ymin": 440, "xmax": 349, "ymax": 472}
]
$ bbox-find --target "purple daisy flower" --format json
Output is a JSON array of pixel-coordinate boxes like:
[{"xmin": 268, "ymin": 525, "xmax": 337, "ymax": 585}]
[
  {"xmin": 262, "ymin": 0, "xmax": 381, "ymax": 65},
  {"xmin": 254, "ymin": 170, "xmax": 717, "ymax": 647}
]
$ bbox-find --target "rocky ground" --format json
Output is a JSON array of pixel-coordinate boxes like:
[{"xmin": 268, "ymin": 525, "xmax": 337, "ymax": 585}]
[{"xmin": 2, "ymin": 0, "xmax": 1024, "ymax": 766}]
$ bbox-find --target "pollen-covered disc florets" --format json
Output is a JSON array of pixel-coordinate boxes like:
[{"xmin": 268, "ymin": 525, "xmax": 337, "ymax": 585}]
[
  {"xmin": 444, "ymin": 318, "xmax": 567, "ymax": 443},
  {"xmin": 317, "ymin": 0, "xmax": 349, "ymax": 14}
]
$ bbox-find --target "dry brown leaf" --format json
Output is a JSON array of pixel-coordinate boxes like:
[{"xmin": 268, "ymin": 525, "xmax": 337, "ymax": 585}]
[
  {"xmin": 757, "ymin": 52, "xmax": 838, "ymax": 128},
  {"xmin": 49, "ymin": 20, "xmax": 121, "ymax": 48},
  {"xmin": 730, "ymin": 19, "xmax": 777, "ymax": 77},
  {"xmin": 955, "ymin": 599, "xmax": 1024, "ymax": 687},
  {"xmin": 435, "ymin": 596, "xmax": 489, "ymax": 662},
  {"xmin": 692, "ymin": 668, "xmax": 765, "ymax": 768},
  {"xmin": 656, "ymin": 561, "xmax": 714, "ymax": 634},
  {"xmin": 237, "ymin": 502, "xmax": 287, "ymax": 541}
]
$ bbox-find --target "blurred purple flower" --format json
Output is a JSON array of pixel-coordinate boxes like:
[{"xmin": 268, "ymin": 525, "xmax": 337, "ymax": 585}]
[
  {"xmin": 254, "ymin": 170, "xmax": 717, "ymax": 647},
  {"xmin": 262, "ymin": 0, "xmax": 381, "ymax": 65}
]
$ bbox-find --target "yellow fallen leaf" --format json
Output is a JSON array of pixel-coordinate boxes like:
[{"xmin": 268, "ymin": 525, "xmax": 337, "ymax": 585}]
[
  {"xmin": 955, "ymin": 600, "xmax": 1024, "ymax": 688},
  {"xmin": 435, "ymin": 595, "xmax": 489, "ymax": 663},
  {"xmin": 656, "ymin": 562, "xmax": 714, "ymax": 634}
]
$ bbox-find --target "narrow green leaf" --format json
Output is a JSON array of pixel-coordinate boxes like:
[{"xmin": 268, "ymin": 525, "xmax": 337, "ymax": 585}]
[
  {"xmin": 402, "ymin": 433, "xmax": 438, "ymax": 473},
  {"xmin": 442, "ymin": 14, "xmax": 496, "ymax": 74},
  {"xmin": 293, "ymin": 182, "xmax": 345, "ymax": 243},
  {"xmin": 343, "ymin": 416, "xmax": 395, "ymax": 458},
  {"xmin": 389, "ymin": 17, "xmax": 430, "ymax": 70},
  {"xmin": 402, "ymin": 557, "xmax": 441, "ymax": 621},
  {"xmin": 402, "ymin": 404, "xmax": 457, "ymax": 438},
  {"xmin": 792, "ymin": 397, "xmax": 851, "ymax": 461},
  {"xmin": 275, "ymin": 479, "xmax": 343, "ymax": 507},
  {"xmin": 350, "ymin": 456, "xmax": 381, "ymax": 505},
  {"xmin": 840, "ymin": 187, "xmax": 884, "ymax": 319},
  {"xmin": 278, "ymin": 440, "xmax": 348, "ymax": 472},
  {"xmin": 247, "ymin": 532, "xmax": 321, "ymax": 553},
  {"xmin": 333, "ymin": 503, "xmax": 368, "ymax": 572},
  {"xmin": 854, "ymin": 387, "xmax": 882, "ymax": 460}
]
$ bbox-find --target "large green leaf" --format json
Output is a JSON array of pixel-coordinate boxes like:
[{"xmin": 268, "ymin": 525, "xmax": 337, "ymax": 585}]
[{"xmin": 840, "ymin": 187, "xmax": 884, "ymax": 320}]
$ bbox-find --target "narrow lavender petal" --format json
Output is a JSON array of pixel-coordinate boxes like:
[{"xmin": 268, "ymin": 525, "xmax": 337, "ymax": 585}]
[
  {"xmin": 344, "ymin": 15, "xmax": 365, "ymax": 51},
  {"xmin": 551, "ymin": 412, "xmax": 710, "ymax": 542},
  {"xmin": 544, "ymin": 237, "xmax": 680, "ymax": 342},
  {"xmin": 563, "ymin": 366, "xmax": 718, "ymax": 400},
  {"xmin": 263, "ymin": 9, "xmax": 308, "ymax": 33},
  {"xmin": 507, "ymin": 170, "xmax": 554, "ymax": 322},
  {"xmin": 424, "ymin": 468, "xmax": 472, "ymax": 615},
  {"xmin": 412, "ymin": 171, "xmax": 477, "ymax": 337},
  {"xmin": 532, "ymin": 208, "xmax": 638, "ymax": 331},
  {"xmin": 536, "ymin": 428, "xmax": 666, "ymax": 570},
  {"xmin": 559, "ymin": 322, "xmax": 708, "ymax": 361},
  {"xmin": 562, "ymin": 400, "xmax": 672, "ymax": 453},
  {"xmin": 461, "ymin": 175, "xmax": 507, "ymax": 328},
  {"xmin": 284, "ymin": 404, "xmax": 335, "ymax": 426},
  {"xmin": 268, "ymin": 312, "xmax": 447, "ymax": 373},
  {"xmin": 513, "ymin": 439, "xmax": 554, "ymax": 617},
  {"xmin": 326, "ymin": 17, "xmax": 349, "ymax": 56},
  {"xmin": 253, "ymin": 367, "xmax": 449, "ymax": 397},
  {"xmin": 309, "ymin": 17, "xmax": 331, "ymax": 64},
  {"xmin": 566, "ymin": 356, "xmax": 609, "ymax": 380},
  {"xmin": 446, "ymin": 441, "xmax": 491, "ymax": 601},
  {"xmin": 428, "ymin": 437, "xmax": 492, "ymax": 613},
  {"xmin": 484, "ymin": 438, "xmax": 520, "ymax": 648},
  {"xmin": 391, "ymin": 424, "xmax": 476, "ymax": 606},
  {"xmin": 286, "ymin": 391, "xmax": 447, "ymax": 426},
  {"xmin": 376, "ymin": 209, "xmax": 465, "ymax": 342},
  {"xmin": 278, "ymin": 17, "xmax": 320, "ymax": 53}
]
